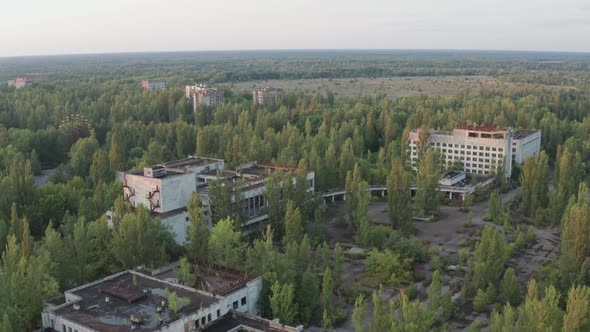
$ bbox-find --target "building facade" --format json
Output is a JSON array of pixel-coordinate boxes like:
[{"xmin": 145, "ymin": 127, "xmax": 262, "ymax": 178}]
[
  {"xmin": 142, "ymin": 80, "xmax": 167, "ymax": 90},
  {"xmin": 408, "ymin": 125, "xmax": 541, "ymax": 178},
  {"xmin": 40, "ymin": 261, "xmax": 297, "ymax": 332},
  {"xmin": 185, "ymin": 84, "xmax": 225, "ymax": 111},
  {"xmin": 253, "ymin": 87, "xmax": 284, "ymax": 107},
  {"xmin": 113, "ymin": 157, "xmax": 314, "ymax": 243},
  {"xmin": 8, "ymin": 77, "xmax": 32, "ymax": 88}
]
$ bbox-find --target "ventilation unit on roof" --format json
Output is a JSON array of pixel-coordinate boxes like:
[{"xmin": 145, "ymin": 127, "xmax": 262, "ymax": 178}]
[{"xmin": 144, "ymin": 166, "xmax": 167, "ymax": 178}]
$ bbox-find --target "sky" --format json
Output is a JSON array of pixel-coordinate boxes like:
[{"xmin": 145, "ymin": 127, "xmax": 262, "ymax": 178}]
[{"xmin": 1, "ymin": 0, "xmax": 589, "ymax": 57}]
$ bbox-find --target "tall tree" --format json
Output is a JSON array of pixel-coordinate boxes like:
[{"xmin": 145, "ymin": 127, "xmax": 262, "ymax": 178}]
[
  {"xmin": 186, "ymin": 193, "xmax": 209, "ymax": 262},
  {"xmin": 321, "ymin": 267, "xmax": 333, "ymax": 316},
  {"xmin": 471, "ymin": 226, "xmax": 511, "ymax": 291},
  {"xmin": 208, "ymin": 217, "xmax": 243, "ymax": 268},
  {"xmin": 559, "ymin": 183, "xmax": 590, "ymax": 286},
  {"xmin": 345, "ymin": 163, "xmax": 369, "ymax": 232},
  {"xmin": 387, "ymin": 158, "xmax": 412, "ymax": 228},
  {"xmin": 520, "ymin": 151, "xmax": 549, "ymax": 219},
  {"xmin": 283, "ymin": 200, "xmax": 304, "ymax": 247},
  {"xmin": 414, "ymin": 149, "xmax": 441, "ymax": 216},
  {"xmin": 270, "ymin": 281, "xmax": 298, "ymax": 326}
]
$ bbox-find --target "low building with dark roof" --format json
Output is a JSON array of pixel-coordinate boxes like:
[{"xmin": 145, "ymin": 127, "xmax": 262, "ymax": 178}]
[{"xmin": 42, "ymin": 263, "xmax": 264, "ymax": 332}]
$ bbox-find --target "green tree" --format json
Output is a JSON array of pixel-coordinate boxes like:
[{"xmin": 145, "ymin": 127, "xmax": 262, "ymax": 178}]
[
  {"xmin": 297, "ymin": 266, "xmax": 319, "ymax": 325},
  {"xmin": 471, "ymin": 226, "xmax": 511, "ymax": 290},
  {"xmin": 427, "ymin": 269, "xmax": 453, "ymax": 324},
  {"xmin": 110, "ymin": 207, "xmax": 168, "ymax": 269},
  {"xmin": 108, "ymin": 133, "xmax": 125, "ymax": 171},
  {"xmin": 208, "ymin": 217, "xmax": 243, "ymax": 268},
  {"xmin": 387, "ymin": 158, "xmax": 411, "ymax": 228},
  {"xmin": 345, "ymin": 163, "xmax": 369, "ymax": 232},
  {"xmin": 520, "ymin": 151, "xmax": 549, "ymax": 219},
  {"xmin": 352, "ymin": 294, "xmax": 369, "ymax": 332},
  {"xmin": 559, "ymin": 183, "xmax": 590, "ymax": 286},
  {"xmin": 89, "ymin": 149, "xmax": 111, "ymax": 185},
  {"xmin": 321, "ymin": 267, "xmax": 333, "ymax": 315},
  {"xmin": 175, "ymin": 257, "xmax": 197, "ymax": 287},
  {"xmin": 283, "ymin": 200, "xmax": 304, "ymax": 247},
  {"xmin": 515, "ymin": 280, "xmax": 562, "ymax": 331},
  {"xmin": 415, "ymin": 149, "xmax": 441, "ymax": 216},
  {"xmin": 186, "ymin": 193, "xmax": 209, "ymax": 262},
  {"xmin": 501, "ymin": 268, "xmax": 521, "ymax": 306},
  {"xmin": 333, "ymin": 242, "xmax": 343, "ymax": 290},
  {"xmin": 270, "ymin": 281, "xmax": 298, "ymax": 326},
  {"xmin": 563, "ymin": 285, "xmax": 590, "ymax": 332}
]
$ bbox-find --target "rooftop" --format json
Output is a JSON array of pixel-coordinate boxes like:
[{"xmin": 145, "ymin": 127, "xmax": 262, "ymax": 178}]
[
  {"xmin": 441, "ymin": 171, "xmax": 464, "ymax": 180},
  {"xmin": 148, "ymin": 261, "xmax": 255, "ymax": 296},
  {"xmin": 203, "ymin": 310, "xmax": 298, "ymax": 332},
  {"xmin": 53, "ymin": 271, "xmax": 219, "ymax": 332},
  {"xmin": 513, "ymin": 129, "xmax": 540, "ymax": 140},
  {"xmin": 455, "ymin": 124, "xmax": 506, "ymax": 132},
  {"xmin": 164, "ymin": 156, "xmax": 222, "ymax": 169}
]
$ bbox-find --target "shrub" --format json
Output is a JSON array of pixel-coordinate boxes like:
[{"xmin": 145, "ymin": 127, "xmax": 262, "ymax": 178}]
[{"xmin": 364, "ymin": 249, "xmax": 413, "ymax": 286}]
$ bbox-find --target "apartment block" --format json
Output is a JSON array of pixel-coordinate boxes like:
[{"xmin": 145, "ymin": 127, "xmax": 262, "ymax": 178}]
[
  {"xmin": 8, "ymin": 77, "xmax": 32, "ymax": 88},
  {"xmin": 41, "ymin": 262, "xmax": 299, "ymax": 332},
  {"xmin": 253, "ymin": 87, "xmax": 284, "ymax": 107},
  {"xmin": 185, "ymin": 84, "xmax": 224, "ymax": 111},
  {"xmin": 142, "ymin": 79, "xmax": 167, "ymax": 90},
  {"xmin": 113, "ymin": 157, "xmax": 314, "ymax": 243},
  {"xmin": 408, "ymin": 125, "xmax": 541, "ymax": 178}
]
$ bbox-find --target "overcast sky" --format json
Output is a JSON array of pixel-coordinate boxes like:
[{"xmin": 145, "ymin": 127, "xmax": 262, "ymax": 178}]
[{"xmin": 1, "ymin": 0, "xmax": 589, "ymax": 57}]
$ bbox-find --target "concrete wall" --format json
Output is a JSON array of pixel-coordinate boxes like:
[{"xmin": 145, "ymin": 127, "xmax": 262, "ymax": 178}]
[
  {"xmin": 161, "ymin": 211, "xmax": 190, "ymax": 244},
  {"xmin": 125, "ymin": 172, "xmax": 195, "ymax": 214},
  {"xmin": 513, "ymin": 131, "xmax": 541, "ymax": 164}
]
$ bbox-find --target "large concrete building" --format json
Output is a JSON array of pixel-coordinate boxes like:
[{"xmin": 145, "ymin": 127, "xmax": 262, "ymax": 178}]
[
  {"xmin": 185, "ymin": 84, "xmax": 224, "ymax": 112},
  {"xmin": 8, "ymin": 77, "xmax": 32, "ymax": 88},
  {"xmin": 142, "ymin": 80, "xmax": 167, "ymax": 91},
  {"xmin": 408, "ymin": 125, "xmax": 541, "ymax": 178},
  {"xmin": 114, "ymin": 157, "xmax": 314, "ymax": 243},
  {"xmin": 253, "ymin": 87, "xmax": 284, "ymax": 107},
  {"xmin": 41, "ymin": 262, "xmax": 300, "ymax": 332}
]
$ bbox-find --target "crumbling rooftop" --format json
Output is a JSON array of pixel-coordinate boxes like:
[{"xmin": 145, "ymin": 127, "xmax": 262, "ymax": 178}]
[{"xmin": 53, "ymin": 271, "xmax": 219, "ymax": 332}]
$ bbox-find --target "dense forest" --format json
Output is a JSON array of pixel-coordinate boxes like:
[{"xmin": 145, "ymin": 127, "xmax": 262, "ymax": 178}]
[{"xmin": 1, "ymin": 51, "xmax": 590, "ymax": 331}]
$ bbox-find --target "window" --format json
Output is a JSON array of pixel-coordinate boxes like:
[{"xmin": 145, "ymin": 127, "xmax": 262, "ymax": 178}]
[
  {"xmin": 492, "ymin": 147, "xmax": 496, "ymax": 151},
  {"xmin": 233, "ymin": 301, "xmax": 239, "ymax": 309},
  {"xmin": 68, "ymin": 328, "xmax": 72, "ymax": 332},
  {"xmin": 202, "ymin": 317, "xmax": 206, "ymax": 325},
  {"xmin": 499, "ymin": 148, "xmax": 503, "ymax": 152},
  {"xmin": 62, "ymin": 325, "xmax": 66, "ymax": 332},
  {"xmin": 486, "ymin": 147, "xmax": 490, "ymax": 151},
  {"xmin": 241, "ymin": 297, "xmax": 247, "ymax": 306},
  {"xmin": 461, "ymin": 145, "xmax": 465, "ymax": 148},
  {"xmin": 217, "ymin": 309, "xmax": 221, "ymax": 317},
  {"xmin": 208, "ymin": 314, "xmax": 212, "ymax": 322}
]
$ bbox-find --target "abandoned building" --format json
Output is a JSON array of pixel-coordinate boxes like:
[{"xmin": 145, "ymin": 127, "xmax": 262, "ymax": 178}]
[
  {"xmin": 111, "ymin": 156, "xmax": 315, "ymax": 243},
  {"xmin": 41, "ymin": 262, "xmax": 301, "ymax": 332},
  {"xmin": 408, "ymin": 125, "xmax": 541, "ymax": 178}
]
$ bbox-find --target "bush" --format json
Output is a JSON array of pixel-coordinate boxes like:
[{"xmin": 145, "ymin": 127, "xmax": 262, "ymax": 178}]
[
  {"xmin": 406, "ymin": 284, "xmax": 418, "ymax": 300},
  {"xmin": 526, "ymin": 226, "xmax": 536, "ymax": 245},
  {"xmin": 364, "ymin": 249, "xmax": 413, "ymax": 287}
]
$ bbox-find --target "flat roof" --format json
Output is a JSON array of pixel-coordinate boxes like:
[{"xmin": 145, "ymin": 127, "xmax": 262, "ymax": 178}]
[
  {"xmin": 164, "ymin": 156, "xmax": 222, "ymax": 169},
  {"xmin": 442, "ymin": 171, "xmax": 464, "ymax": 179},
  {"xmin": 203, "ymin": 310, "xmax": 296, "ymax": 332},
  {"xmin": 513, "ymin": 129, "xmax": 539, "ymax": 140},
  {"xmin": 126, "ymin": 169, "xmax": 185, "ymax": 178},
  {"xmin": 54, "ymin": 271, "xmax": 218, "ymax": 332},
  {"xmin": 149, "ymin": 262, "xmax": 255, "ymax": 296}
]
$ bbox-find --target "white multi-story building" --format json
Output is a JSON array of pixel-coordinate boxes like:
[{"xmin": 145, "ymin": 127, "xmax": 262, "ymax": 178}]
[
  {"xmin": 113, "ymin": 157, "xmax": 315, "ymax": 244},
  {"xmin": 408, "ymin": 125, "xmax": 541, "ymax": 178},
  {"xmin": 253, "ymin": 87, "xmax": 284, "ymax": 107},
  {"xmin": 41, "ymin": 262, "xmax": 300, "ymax": 332}
]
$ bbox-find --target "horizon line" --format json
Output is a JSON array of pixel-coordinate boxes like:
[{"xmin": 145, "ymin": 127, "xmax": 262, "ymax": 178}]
[{"xmin": 2, "ymin": 47, "xmax": 590, "ymax": 59}]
